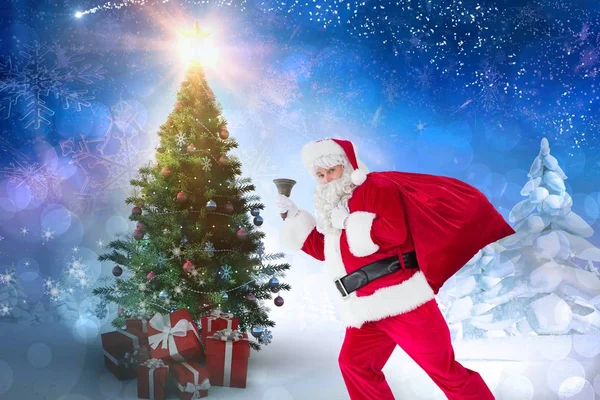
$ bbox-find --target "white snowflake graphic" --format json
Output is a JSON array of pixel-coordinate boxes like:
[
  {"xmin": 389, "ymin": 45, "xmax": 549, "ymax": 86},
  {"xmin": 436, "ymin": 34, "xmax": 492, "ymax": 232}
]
[
  {"xmin": 175, "ymin": 132, "xmax": 187, "ymax": 147},
  {"xmin": 171, "ymin": 246, "xmax": 182, "ymax": 258},
  {"xmin": 200, "ymin": 157, "xmax": 211, "ymax": 172},
  {"xmin": 59, "ymin": 99, "xmax": 154, "ymax": 210},
  {"xmin": 0, "ymin": 303, "xmax": 12, "ymax": 317},
  {"xmin": 41, "ymin": 228, "xmax": 55, "ymax": 243},
  {"xmin": 3, "ymin": 160, "xmax": 63, "ymax": 202},
  {"xmin": 0, "ymin": 41, "xmax": 105, "ymax": 129},
  {"xmin": 0, "ymin": 270, "xmax": 15, "ymax": 285},
  {"xmin": 45, "ymin": 283, "xmax": 63, "ymax": 303},
  {"xmin": 204, "ymin": 241, "xmax": 215, "ymax": 257}
]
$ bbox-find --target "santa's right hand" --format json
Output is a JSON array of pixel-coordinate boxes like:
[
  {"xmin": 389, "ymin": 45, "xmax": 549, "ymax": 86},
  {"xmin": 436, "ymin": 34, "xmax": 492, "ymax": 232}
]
[{"xmin": 276, "ymin": 194, "xmax": 298, "ymax": 216}]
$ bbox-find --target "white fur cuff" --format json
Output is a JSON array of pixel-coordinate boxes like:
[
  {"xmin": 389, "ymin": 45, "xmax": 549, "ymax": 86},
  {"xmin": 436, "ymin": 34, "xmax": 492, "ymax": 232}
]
[
  {"xmin": 345, "ymin": 211, "xmax": 379, "ymax": 257},
  {"xmin": 280, "ymin": 209, "xmax": 317, "ymax": 251}
]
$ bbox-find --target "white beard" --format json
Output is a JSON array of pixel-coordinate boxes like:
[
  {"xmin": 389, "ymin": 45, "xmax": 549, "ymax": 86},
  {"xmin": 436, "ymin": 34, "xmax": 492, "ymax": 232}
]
[{"xmin": 313, "ymin": 167, "xmax": 357, "ymax": 236}]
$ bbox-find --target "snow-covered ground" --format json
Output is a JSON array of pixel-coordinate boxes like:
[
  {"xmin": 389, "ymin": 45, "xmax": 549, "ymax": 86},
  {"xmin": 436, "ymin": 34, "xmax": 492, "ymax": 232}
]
[{"xmin": 1, "ymin": 249, "xmax": 599, "ymax": 400}]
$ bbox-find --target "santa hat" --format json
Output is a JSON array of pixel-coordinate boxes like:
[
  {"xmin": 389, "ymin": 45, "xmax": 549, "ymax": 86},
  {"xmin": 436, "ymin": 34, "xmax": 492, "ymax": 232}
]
[{"xmin": 301, "ymin": 138, "xmax": 368, "ymax": 186}]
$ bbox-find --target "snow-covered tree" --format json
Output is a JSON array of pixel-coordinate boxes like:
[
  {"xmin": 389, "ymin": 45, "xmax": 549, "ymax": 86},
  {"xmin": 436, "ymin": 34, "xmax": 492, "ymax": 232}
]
[{"xmin": 440, "ymin": 137, "xmax": 600, "ymax": 339}]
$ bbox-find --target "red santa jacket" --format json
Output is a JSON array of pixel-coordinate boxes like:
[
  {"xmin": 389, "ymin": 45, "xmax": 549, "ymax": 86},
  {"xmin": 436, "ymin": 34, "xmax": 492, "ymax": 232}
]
[{"xmin": 280, "ymin": 172, "xmax": 515, "ymax": 329}]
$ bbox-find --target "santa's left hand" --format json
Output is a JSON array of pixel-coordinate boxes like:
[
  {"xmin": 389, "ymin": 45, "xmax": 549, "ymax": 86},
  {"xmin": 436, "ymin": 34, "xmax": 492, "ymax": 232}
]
[{"xmin": 330, "ymin": 206, "xmax": 350, "ymax": 229}]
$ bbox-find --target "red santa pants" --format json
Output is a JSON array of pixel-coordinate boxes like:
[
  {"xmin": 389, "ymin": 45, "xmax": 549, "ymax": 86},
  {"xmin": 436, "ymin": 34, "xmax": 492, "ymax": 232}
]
[{"xmin": 338, "ymin": 299, "xmax": 495, "ymax": 400}]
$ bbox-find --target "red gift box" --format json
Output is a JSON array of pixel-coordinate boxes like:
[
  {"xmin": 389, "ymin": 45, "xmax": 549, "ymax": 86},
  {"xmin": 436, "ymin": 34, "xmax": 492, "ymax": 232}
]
[
  {"xmin": 205, "ymin": 329, "xmax": 250, "ymax": 388},
  {"xmin": 147, "ymin": 308, "xmax": 204, "ymax": 364},
  {"xmin": 137, "ymin": 358, "xmax": 169, "ymax": 400},
  {"xmin": 126, "ymin": 317, "xmax": 149, "ymax": 334},
  {"xmin": 101, "ymin": 329, "xmax": 144, "ymax": 380},
  {"xmin": 170, "ymin": 361, "xmax": 211, "ymax": 400},
  {"xmin": 200, "ymin": 310, "xmax": 239, "ymax": 343}
]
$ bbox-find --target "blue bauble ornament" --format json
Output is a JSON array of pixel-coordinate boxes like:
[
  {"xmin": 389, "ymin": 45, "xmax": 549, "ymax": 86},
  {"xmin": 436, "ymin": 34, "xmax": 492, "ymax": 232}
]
[
  {"xmin": 268, "ymin": 277, "xmax": 279, "ymax": 288},
  {"xmin": 222, "ymin": 292, "xmax": 229, "ymax": 301},
  {"xmin": 253, "ymin": 216, "xmax": 263, "ymax": 226},
  {"xmin": 251, "ymin": 208, "xmax": 260, "ymax": 216},
  {"xmin": 251, "ymin": 326, "xmax": 264, "ymax": 338},
  {"xmin": 159, "ymin": 290, "xmax": 169, "ymax": 299}
]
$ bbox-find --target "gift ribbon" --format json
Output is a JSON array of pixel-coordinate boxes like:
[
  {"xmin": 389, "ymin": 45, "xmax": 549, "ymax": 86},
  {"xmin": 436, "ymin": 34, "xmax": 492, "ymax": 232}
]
[
  {"xmin": 103, "ymin": 329, "xmax": 142, "ymax": 368},
  {"xmin": 208, "ymin": 329, "xmax": 248, "ymax": 387},
  {"xmin": 148, "ymin": 313, "xmax": 200, "ymax": 362},
  {"xmin": 174, "ymin": 362, "xmax": 211, "ymax": 399},
  {"xmin": 141, "ymin": 358, "xmax": 168, "ymax": 400},
  {"xmin": 206, "ymin": 309, "xmax": 234, "ymax": 332}
]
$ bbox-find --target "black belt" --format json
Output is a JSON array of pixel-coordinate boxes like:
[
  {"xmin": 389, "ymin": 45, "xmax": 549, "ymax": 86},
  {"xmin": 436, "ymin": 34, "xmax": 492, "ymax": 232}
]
[{"xmin": 334, "ymin": 252, "xmax": 419, "ymax": 297}]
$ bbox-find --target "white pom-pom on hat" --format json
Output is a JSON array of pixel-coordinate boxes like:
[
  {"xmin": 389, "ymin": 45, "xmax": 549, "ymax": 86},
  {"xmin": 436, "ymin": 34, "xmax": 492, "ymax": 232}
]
[{"xmin": 301, "ymin": 138, "xmax": 369, "ymax": 186}]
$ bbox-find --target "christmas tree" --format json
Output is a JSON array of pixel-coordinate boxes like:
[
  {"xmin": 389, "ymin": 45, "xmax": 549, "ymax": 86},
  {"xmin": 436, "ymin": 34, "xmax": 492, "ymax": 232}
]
[
  {"xmin": 93, "ymin": 61, "xmax": 291, "ymax": 350},
  {"xmin": 440, "ymin": 137, "xmax": 600, "ymax": 339}
]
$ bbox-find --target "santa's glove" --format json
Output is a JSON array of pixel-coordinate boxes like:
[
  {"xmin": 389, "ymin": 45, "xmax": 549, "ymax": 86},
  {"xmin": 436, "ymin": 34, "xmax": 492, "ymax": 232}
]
[
  {"xmin": 331, "ymin": 206, "xmax": 350, "ymax": 229},
  {"xmin": 276, "ymin": 194, "xmax": 299, "ymax": 218}
]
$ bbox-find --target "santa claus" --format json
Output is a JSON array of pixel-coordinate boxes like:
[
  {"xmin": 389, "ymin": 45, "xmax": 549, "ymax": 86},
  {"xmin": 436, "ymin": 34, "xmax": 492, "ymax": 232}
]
[{"xmin": 276, "ymin": 138, "xmax": 515, "ymax": 400}]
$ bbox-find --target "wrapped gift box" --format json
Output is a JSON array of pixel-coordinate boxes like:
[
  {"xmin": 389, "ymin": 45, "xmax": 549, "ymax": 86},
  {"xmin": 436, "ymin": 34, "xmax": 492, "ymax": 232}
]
[
  {"xmin": 126, "ymin": 317, "xmax": 149, "ymax": 334},
  {"xmin": 147, "ymin": 308, "xmax": 204, "ymax": 364},
  {"xmin": 170, "ymin": 361, "xmax": 211, "ymax": 400},
  {"xmin": 101, "ymin": 329, "xmax": 143, "ymax": 380},
  {"xmin": 205, "ymin": 329, "xmax": 250, "ymax": 388},
  {"xmin": 200, "ymin": 310, "xmax": 239, "ymax": 344},
  {"xmin": 137, "ymin": 358, "xmax": 169, "ymax": 400}
]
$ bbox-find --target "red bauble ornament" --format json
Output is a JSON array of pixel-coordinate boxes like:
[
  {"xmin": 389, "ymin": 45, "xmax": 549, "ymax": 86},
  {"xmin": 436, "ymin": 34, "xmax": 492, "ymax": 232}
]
[
  {"xmin": 176, "ymin": 191, "xmax": 188, "ymax": 203},
  {"xmin": 131, "ymin": 206, "xmax": 142, "ymax": 216},
  {"xmin": 112, "ymin": 265, "xmax": 123, "ymax": 277},
  {"xmin": 133, "ymin": 229, "xmax": 145, "ymax": 240},
  {"xmin": 182, "ymin": 80, "xmax": 190, "ymax": 87},
  {"xmin": 119, "ymin": 308, "xmax": 125, "ymax": 315},
  {"xmin": 246, "ymin": 293, "xmax": 256, "ymax": 301},
  {"xmin": 183, "ymin": 260, "xmax": 195, "ymax": 273},
  {"xmin": 175, "ymin": 101, "xmax": 182, "ymax": 112},
  {"xmin": 136, "ymin": 222, "xmax": 144, "ymax": 231},
  {"xmin": 218, "ymin": 127, "xmax": 229, "ymax": 140},
  {"xmin": 146, "ymin": 271, "xmax": 155, "ymax": 281},
  {"xmin": 186, "ymin": 144, "xmax": 197, "ymax": 153},
  {"xmin": 224, "ymin": 202, "xmax": 234, "ymax": 214},
  {"xmin": 274, "ymin": 295, "xmax": 284, "ymax": 307},
  {"xmin": 160, "ymin": 166, "xmax": 172, "ymax": 177},
  {"xmin": 236, "ymin": 228, "xmax": 248, "ymax": 241},
  {"xmin": 219, "ymin": 155, "xmax": 228, "ymax": 166}
]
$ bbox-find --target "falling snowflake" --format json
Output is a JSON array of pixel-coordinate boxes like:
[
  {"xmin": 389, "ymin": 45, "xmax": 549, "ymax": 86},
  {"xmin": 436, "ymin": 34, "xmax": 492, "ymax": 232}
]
[
  {"xmin": 41, "ymin": 228, "xmax": 55, "ymax": 244},
  {"xmin": 0, "ymin": 41, "xmax": 105, "ymax": 129},
  {"xmin": 45, "ymin": 282, "xmax": 63, "ymax": 303},
  {"xmin": 175, "ymin": 132, "xmax": 187, "ymax": 147},
  {"xmin": 219, "ymin": 264, "xmax": 232, "ymax": 280},
  {"xmin": 469, "ymin": 61, "xmax": 505, "ymax": 112},
  {"xmin": 3, "ymin": 160, "xmax": 63, "ymax": 202},
  {"xmin": 200, "ymin": 157, "xmax": 211, "ymax": 172},
  {"xmin": 20, "ymin": 227, "xmax": 28, "ymax": 235},
  {"xmin": 0, "ymin": 270, "xmax": 15, "ymax": 285},
  {"xmin": 259, "ymin": 328, "xmax": 272, "ymax": 345},
  {"xmin": 204, "ymin": 241, "xmax": 215, "ymax": 257},
  {"xmin": 96, "ymin": 238, "xmax": 105, "ymax": 247},
  {"xmin": 0, "ymin": 303, "xmax": 12, "ymax": 317}
]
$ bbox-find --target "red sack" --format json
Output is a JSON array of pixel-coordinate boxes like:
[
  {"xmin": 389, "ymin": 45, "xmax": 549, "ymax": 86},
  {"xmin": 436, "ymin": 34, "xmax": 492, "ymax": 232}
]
[{"xmin": 375, "ymin": 171, "xmax": 515, "ymax": 293}]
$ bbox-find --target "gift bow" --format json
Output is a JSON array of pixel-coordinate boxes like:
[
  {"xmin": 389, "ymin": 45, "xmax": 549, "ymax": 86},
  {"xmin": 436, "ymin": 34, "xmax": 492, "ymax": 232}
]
[
  {"xmin": 183, "ymin": 380, "xmax": 211, "ymax": 399},
  {"xmin": 210, "ymin": 328, "xmax": 246, "ymax": 342},
  {"xmin": 209, "ymin": 309, "xmax": 234, "ymax": 319},
  {"xmin": 148, "ymin": 313, "xmax": 199, "ymax": 351}
]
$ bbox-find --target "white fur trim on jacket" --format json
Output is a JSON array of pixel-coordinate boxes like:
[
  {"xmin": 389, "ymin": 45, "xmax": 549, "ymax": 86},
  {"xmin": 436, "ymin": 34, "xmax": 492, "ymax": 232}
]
[
  {"xmin": 345, "ymin": 211, "xmax": 379, "ymax": 257},
  {"xmin": 280, "ymin": 209, "xmax": 316, "ymax": 251},
  {"xmin": 340, "ymin": 271, "xmax": 435, "ymax": 328}
]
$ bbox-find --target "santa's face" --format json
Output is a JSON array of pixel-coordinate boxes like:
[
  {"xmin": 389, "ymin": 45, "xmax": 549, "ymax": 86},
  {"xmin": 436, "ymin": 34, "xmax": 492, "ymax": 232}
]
[
  {"xmin": 313, "ymin": 164, "xmax": 356, "ymax": 234},
  {"xmin": 315, "ymin": 165, "xmax": 344, "ymax": 185}
]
